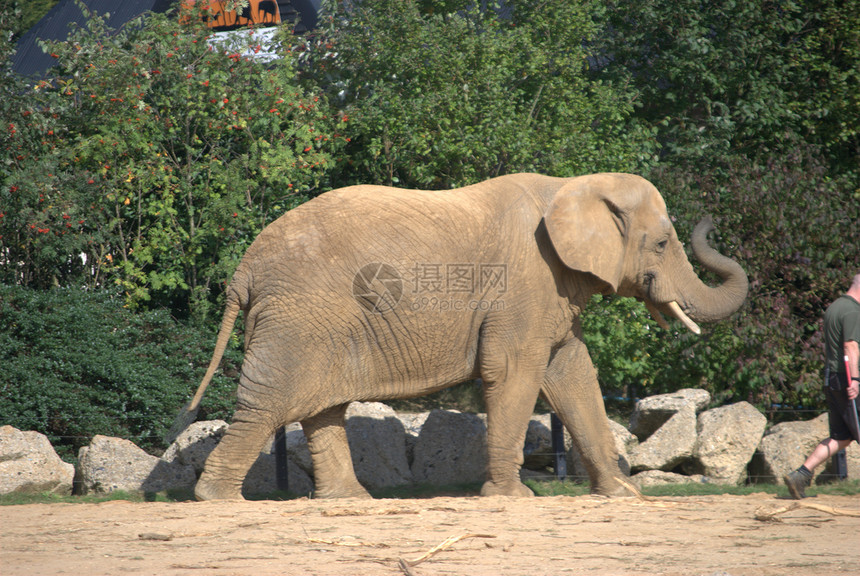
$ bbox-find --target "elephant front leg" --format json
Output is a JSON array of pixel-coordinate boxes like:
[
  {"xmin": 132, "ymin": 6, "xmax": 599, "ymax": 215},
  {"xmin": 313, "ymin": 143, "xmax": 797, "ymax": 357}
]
[
  {"xmin": 542, "ymin": 339, "xmax": 628, "ymax": 497},
  {"xmin": 480, "ymin": 365, "xmax": 545, "ymax": 497},
  {"xmin": 302, "ymin": 405, "xmax": 371, "ymax": 499}
]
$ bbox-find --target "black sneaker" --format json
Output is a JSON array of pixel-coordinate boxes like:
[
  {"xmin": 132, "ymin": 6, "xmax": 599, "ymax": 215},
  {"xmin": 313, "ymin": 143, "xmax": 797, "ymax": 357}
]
[{"xmin": 783, "ymin": 469, "xmax": 811, "ymax": 499}]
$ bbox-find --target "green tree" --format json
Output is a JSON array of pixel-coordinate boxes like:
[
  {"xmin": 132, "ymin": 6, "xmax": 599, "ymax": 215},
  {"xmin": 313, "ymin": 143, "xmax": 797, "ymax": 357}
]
[
  {"xmin": 304, "ymin": 0, "xmax": 656, "ymax": 189},
  {"xmin": 2, "ymin": 3, "xmax": 342, "ymax": 320},
  {"xmin": 598, "ymin": 0, "xmax": 860, "ymax": 179},
  {"xmin": 0, "ymin": 284, "xmax": 241, "ymax": 459}
]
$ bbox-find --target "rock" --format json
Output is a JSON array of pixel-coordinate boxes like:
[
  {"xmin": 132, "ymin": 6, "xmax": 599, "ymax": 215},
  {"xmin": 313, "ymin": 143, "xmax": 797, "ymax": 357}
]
[
  {"xmin": 686, "ymin": 402, "xmax": 766, "ymax": 484},
  {"xmin": 609, "ymin": 419, "xmax": 638, "ymax": 476},
  {"xmin": 398, "ymin": 412, "xmax": 430, "ymax": 466},
  {"xmin": 285, "ymin": 423, "xmax": 313, "ymax": 477},
  {"xmin": 523, "ymin": 413, "xmax": 570, "ymax": 470},
  {"xmin": 628, "ymin": 406, "xmax": 697, "ymax": 472},
  {"xmin": 411, "ymin": 410, "xmax": 487, "ymax": 486},
  {"xmin": 629, "ymin": 389, "xmax": 711, "ymax": 439},
  {"xmin": 632, "ymin": 470, "xmax": 709, "ymax": 487},
  {"xmin": 749, "ymin": 414, "xmax": 829, "ymax": 484},
  {"xmin": 0, "ymin": 426, "xmax": 75, "ymax": 496},
  {"xmin": 345, "ymin": 402, "xmax": 412, "ymax": 489},
  {"xmin": 162, "ymin": 420, "xmax": 228, "ymax": 473},
  {"xmin": 243, "ymin": 451, "xmax": 314, "ymax": 497},
  {"xmin": 568, "ymin": 418, "xmax": 637, "ymax": 482},
  {"xmin": 77, "ymin": 435, "xmax": 196, "ymax": 495}
]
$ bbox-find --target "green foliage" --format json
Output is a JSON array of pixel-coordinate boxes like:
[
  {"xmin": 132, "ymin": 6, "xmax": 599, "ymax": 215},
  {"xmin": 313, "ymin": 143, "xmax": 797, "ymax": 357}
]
[
  {"xmin": 304, "ymin": 0, "xmax": 656, "ymax": 189},
  {"xmin": 2, "ymin": 3, "xmax": 341, "ymax": 320},
  {"xmin": 598, "ymin": 0, "xmax": 860, "ymax": 179},
  {"xmin": 650, "ymin": 148, "xmax": 860, "ymax": 409},
  {"xmin": 0, "ymin": 284, "xmax": 240, "ymax": 460}
]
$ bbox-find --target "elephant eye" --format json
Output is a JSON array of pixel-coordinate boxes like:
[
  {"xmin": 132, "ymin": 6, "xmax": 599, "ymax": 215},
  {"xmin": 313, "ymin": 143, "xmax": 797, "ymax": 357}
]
[{"xmin": 656, "ymin": 240, "xmax": 668, "ymax": 253}]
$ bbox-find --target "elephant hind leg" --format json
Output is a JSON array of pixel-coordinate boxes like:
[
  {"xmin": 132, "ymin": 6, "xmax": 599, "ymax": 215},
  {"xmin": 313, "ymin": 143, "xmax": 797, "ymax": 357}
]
[
  {"xmin": 302, "ymin": 404, "xmax": 371, "ymax": 499},
  {"xmin": 195, "ymin": 409, "xmax": 274, "ymax": 501}
]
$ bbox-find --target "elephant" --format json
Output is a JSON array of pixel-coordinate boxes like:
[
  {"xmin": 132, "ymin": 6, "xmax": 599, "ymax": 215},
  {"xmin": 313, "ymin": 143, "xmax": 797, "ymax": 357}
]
[{"xmin": 180, "ymin": 172, "xmax": 748, "ymax": 500}]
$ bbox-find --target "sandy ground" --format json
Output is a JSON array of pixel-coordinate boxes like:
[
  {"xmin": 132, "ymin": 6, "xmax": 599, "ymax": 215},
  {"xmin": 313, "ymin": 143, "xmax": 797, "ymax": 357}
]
[{"xmin": 2, "ymin": 493, "xmax": 858, "ymax": 576}]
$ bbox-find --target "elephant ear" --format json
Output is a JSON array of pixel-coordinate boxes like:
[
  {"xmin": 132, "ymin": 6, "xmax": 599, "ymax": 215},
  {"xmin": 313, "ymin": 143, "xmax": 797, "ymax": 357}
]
[{"xmin": 544, "ymin": 174, "xmax": 640, "ymax": 292}]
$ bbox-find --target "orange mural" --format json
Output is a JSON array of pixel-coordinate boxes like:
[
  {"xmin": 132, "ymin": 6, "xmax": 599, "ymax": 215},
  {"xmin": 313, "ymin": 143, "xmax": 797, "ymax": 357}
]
[{"xmin": 182, "ymin": 1, "xmax": 282, "ymax": 29}]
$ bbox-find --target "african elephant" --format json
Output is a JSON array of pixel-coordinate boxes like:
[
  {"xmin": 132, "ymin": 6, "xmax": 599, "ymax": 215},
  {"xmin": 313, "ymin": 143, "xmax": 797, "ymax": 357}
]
[{"xmin": 181, "ymin": 172, "xmax": 748, "ymax": 500}]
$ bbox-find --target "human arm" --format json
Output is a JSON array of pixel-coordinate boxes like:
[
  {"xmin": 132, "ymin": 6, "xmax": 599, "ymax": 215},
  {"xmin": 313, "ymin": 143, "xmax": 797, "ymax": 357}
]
[{"xmin": 845, "ymin": 339, "xmax": 860, "ymax": 400}]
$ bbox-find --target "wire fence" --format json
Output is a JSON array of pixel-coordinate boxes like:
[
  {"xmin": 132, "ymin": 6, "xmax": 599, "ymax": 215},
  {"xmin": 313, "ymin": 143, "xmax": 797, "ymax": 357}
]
[{"xmin": 15, "ymin": 403, "xmax": 848, "ymax": 486}]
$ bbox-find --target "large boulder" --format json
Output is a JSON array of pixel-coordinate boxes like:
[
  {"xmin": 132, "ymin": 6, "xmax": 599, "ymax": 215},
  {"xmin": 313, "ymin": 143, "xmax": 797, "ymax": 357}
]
[
  {"xmin": 749, "ymin": 414, "xmax": 829, "ymax": 484},
  {"xmin": 162, "ymin": 420, "xmax": 228, "ymax": 473},
  {"xmin": 629, "ymin": 388, "xmax": 711, "ymax": 439},
  {"xmin": 523, "ymin": 413, "xmax": 571, "ymax": 471},
  {"xmin": 0, "ymin": 426, "xmax": 75, "ymax": 496},
  {"xmin": 398, "ymin": 412, "xmax": 430, "ymax": 466},
  {"xmin": 628, "ymin": 406, "xmax": 697, "ymax": 472},
  {"xmin": 685, "ymin": 402, "xmax": 767, "ymax": 484},
  {"xmin": 243, "ymin": 450, "xmax": 314, "ymax": 497},
  {"xmin": 285, "ymin": 422, "xmax": 313, "ymax": 477},
  {"xmin": 632, "ymin": 470, "xmax": 709, "ymax": 487},
  {"xmin": 77, "ymin": 435, "xmax": 196, "ymax": 495},
  {"xmin": 345, "ymin": 402, "xmax": 413, "ymax": 490},
  {"xmin": 411, "ymin": 410, "xmax": 487, "ymax": 486}
]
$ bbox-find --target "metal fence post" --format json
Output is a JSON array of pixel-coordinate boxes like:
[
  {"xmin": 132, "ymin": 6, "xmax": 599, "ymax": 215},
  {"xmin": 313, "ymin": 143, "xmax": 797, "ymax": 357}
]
[{"xmin": 274, "ymin": 426, "xmax": 289, "ymax": 492}]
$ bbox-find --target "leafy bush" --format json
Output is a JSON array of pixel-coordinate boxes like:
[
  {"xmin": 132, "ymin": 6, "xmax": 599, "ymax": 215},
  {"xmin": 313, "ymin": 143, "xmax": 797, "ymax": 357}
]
[
  {"xmin": 304, "ymin": 0, "xmax": 655, "ymax": 189},
  {"xmin": 0, "ymin": 284, "xmax": 240, "ymax": 460},
  {"xmin": 2, "ymin": 4, "xmax": 341, "ymax": 321}
]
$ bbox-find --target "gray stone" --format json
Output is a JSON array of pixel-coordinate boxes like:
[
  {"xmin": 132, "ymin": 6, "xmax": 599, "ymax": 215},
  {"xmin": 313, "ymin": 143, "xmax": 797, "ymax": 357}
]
[
  {"xmin": 628, "ymin": 406, "xmax": 697, "ymax": 472},
  {"xmin": 398, "ymin": 412, "xmax": 430, "ymax": 466},
  {"xmin": 749, "ymin": 414, "xmax": 829, "ymax": 484},
  {"xmin": 686, "ymin": 402, "xmax": 766, "ymax": 485},
  {"xmin": 77, "ymin": 435, "xmax": 196, "ymax": 495},
  {"xmin": 243, "ymin": 451, "xmax": 314, "ymax": 497},
  {"xmin": 632, "ymin": 470, "xmax": 709, "ymax": 487},
  {"xmin": 411, "ymin": 410, "xmax": 487, "ymax": 486},
  {"xmin": 285, "ymin": 423, "xmax": 313, "ymax": 477},
  {"xmin": 629, "ymin": 389, "xmax": 711, "ymax": 439},
  {"xmin": 0, "ymin": 426, "xmax": 75, "ymax": 496},
  {"xmin": 346, "ymin": 402, "xmax": 412, "ymax": 489},
  {"xmin": 162, "ymin": 420, "xmax": 228, "ymax": 473},
  {"xmin": 523, "ymin": 413, "xmax": 570, "ymax": 470}
]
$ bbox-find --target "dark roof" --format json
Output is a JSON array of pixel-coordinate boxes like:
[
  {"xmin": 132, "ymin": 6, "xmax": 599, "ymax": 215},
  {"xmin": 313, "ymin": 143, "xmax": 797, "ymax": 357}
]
[
  {"xmin": 11, "ymin": 0, "xmax": 321, "ymax": 79},
  {"xmin": 11, "ymin": 0, "xmax": 175, "ymax": 78}
]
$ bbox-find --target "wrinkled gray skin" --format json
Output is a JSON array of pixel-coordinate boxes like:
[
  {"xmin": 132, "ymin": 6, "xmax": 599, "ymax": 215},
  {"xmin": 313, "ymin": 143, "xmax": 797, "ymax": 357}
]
[{"xmin": 185, "ymin": 173, "xmax": 748, "ymax": 500}]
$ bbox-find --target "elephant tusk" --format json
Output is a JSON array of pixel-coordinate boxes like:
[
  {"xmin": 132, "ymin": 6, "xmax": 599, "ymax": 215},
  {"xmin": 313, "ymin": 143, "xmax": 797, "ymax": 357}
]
[
  {"xmin": 644, "ymin": 300, "xmax": 671, "ymax": 331},
  {"xmin": 668, "ymin": 301, "xmax": 701, "ymax": 335}
]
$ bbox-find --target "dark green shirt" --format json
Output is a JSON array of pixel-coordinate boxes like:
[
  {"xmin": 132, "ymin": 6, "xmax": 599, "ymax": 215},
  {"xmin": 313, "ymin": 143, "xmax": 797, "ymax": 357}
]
[{"xmin": 823, "ymin": 294, "xmax": 860, "ymax": 374}]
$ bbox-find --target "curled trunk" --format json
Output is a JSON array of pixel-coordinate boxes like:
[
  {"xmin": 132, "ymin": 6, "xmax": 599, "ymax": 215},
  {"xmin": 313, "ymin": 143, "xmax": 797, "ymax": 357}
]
[{"xmin": 682, "ymin": 216, "xmax": 749, "ymax": 323}]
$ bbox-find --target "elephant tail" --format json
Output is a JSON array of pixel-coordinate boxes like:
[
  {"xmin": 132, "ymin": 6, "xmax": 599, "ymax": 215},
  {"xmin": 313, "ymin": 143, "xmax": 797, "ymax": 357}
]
[{"xmin": 164, "ymin": 288, "xmax": 243, "ymax": 443}]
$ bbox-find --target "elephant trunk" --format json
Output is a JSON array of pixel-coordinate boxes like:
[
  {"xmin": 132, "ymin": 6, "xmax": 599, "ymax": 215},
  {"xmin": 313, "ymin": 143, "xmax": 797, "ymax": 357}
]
[{"xmin": 677, "ymin": 216, "xmax": 749, "ymax": 324}]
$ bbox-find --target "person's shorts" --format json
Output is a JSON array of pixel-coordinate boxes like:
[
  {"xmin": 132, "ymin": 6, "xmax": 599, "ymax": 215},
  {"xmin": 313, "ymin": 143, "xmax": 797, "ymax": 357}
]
[{"xmin": 825, "ymin": 372, "xmax": 860, "ymax": 442}]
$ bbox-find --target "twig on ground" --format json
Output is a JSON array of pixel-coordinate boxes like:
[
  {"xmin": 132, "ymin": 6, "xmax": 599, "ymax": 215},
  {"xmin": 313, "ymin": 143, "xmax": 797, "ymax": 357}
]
[
  {"xmin": 755, "ymin": 501, "xmax": 860, "ymax": 522},
  {"xmin": 397, "ymin": 533, "xmax": 496, "ymax": 572}
]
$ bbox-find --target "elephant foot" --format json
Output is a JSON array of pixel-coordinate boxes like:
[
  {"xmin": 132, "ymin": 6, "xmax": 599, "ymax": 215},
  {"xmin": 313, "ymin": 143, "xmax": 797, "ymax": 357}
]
[
  {"xmin": 480, "ymin": 479, "xmax": 535, "ymax": 497},
  {"xmin": 194, "ymin": 475, "xmax": 244, "ymax": 501},
  {"xmin": 591, "ymin": 475, "xmax": 634, "ymax": 498},
  {"xmin": 312, "ymin": 483, "xmax": 372, "ymax": 500}
]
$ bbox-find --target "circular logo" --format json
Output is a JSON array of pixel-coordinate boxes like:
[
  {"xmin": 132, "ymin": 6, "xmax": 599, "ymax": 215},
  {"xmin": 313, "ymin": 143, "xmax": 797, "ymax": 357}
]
[{"xmin": 352, "ymin": 263, "xmax": 403, "ymax": 314}]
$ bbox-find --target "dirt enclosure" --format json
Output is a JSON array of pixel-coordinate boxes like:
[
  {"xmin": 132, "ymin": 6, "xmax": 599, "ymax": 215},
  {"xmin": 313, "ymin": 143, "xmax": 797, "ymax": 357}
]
[{"xmin": 2, "ymin": 492, "xmax": 858, "ymax": 576}]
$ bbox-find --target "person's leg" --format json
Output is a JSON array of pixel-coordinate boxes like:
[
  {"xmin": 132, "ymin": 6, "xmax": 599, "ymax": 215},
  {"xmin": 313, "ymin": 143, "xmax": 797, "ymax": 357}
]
[{"xmin": 802, "ymin": 437, "xmax": 854, "ymax": 471}]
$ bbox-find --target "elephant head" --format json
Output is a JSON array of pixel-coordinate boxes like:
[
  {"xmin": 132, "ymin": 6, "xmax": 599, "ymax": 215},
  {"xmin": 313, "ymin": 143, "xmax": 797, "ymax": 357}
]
[{"xmin": 544, "ymin": 173, "xmax": 748, "ymax": 332}]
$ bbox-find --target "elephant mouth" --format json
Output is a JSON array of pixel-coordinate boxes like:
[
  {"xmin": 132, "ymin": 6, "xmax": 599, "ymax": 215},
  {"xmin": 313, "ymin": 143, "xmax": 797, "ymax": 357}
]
[
  {"xmin": 644, "ymin": 300, "xmax": 702, "ymax": 335},
  {"xmin": 640, "ymin": 272, "xmax": 702, "ymax": 335}
]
